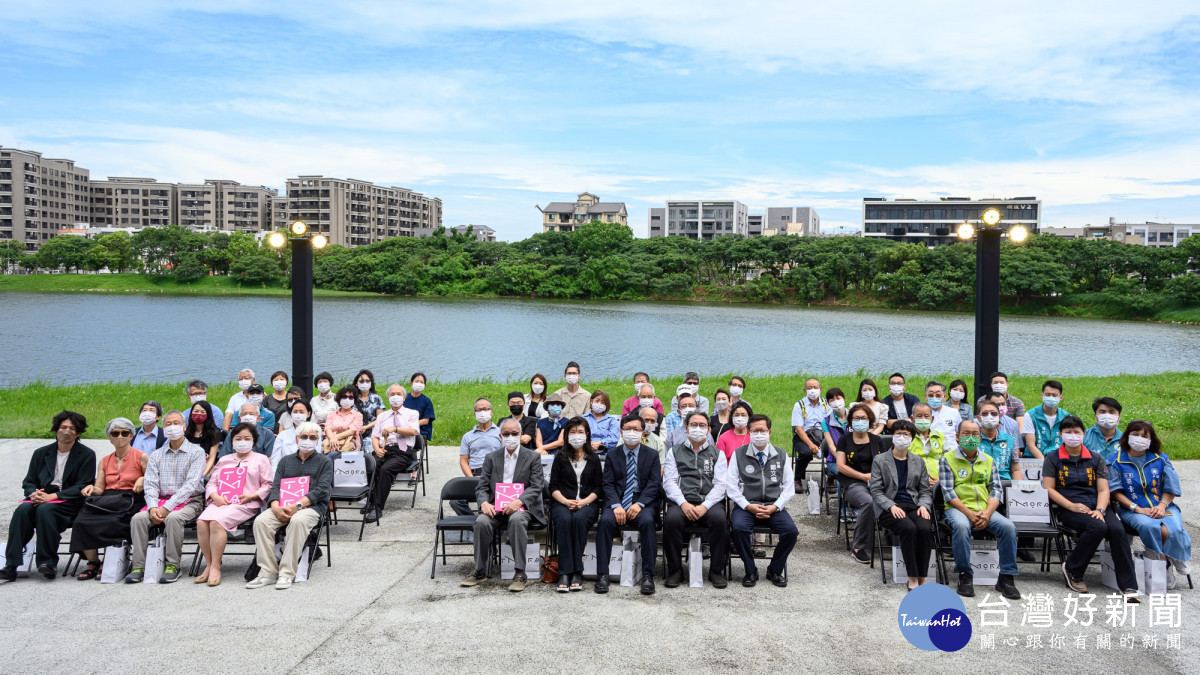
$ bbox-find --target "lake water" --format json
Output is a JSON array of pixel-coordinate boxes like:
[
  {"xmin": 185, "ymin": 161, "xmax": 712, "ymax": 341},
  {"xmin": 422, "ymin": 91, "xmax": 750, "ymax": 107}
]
[{"xmin": 2, "ymin": 292, "xmax": 1199, "ymax": 386}]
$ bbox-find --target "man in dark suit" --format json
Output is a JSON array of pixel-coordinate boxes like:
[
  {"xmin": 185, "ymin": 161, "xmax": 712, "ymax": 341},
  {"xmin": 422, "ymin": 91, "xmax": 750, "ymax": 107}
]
[
  {"xmin": 595, "ymin": 415, "xmax": 662, "ymax": 595},
  {"xmin": 2, "ymin": 411, "xmax": 97, "ymax": 581},
  {"xmin": 461, "ymin": 419, "xmax": 545, "ymax": 592}
]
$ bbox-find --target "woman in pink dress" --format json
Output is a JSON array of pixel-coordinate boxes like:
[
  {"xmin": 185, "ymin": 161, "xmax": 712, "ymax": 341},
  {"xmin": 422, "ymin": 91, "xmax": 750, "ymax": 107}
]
[{"xmin": 195, "ymin": 423, "xmax": 273, "ymax": 586}]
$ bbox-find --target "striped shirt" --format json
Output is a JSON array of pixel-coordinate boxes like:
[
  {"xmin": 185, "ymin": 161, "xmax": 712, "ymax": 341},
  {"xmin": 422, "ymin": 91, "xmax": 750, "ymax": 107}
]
[{"xmin": 144, "ymin": 439, "xmax": 206, "ymax": 511}]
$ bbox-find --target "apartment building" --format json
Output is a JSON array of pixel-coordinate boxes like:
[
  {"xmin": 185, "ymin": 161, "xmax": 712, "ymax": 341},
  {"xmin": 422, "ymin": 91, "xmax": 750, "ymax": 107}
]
[
  {"xmin": 0, "ymin": 145, "xmax": 91, "ymax": 250},
  {"xmin": 177, "ymin": 180, "xmax": 278, "ymax": 233},
  {"xmin": 763, "ymin": 207, "xmax": 820, "ymax": 236},
  {"xmin": 538, "ymin": 192, "xmax": 628, "ymax": 233},
  {"xmin": 88, "ymin": 177, "xmax": 176, "ymax": 232},
  {"xmin": 1043, "ymin": 218, "xmax": 1200, "ymax": 248},
  {"xmin": 280, "ymin": 176, "xmax": 442, "ymax": 247},
  {"xmin": 862, "ymin": 196, "xmax": 1041, "ymax": 246},
  {"xmin": 648, "ymin": 200, "xmax": 748, "ymax": 240}
]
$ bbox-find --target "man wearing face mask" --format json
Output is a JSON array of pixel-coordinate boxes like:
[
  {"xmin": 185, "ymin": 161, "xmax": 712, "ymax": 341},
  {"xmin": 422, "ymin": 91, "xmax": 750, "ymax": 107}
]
[
  {"xmin": 1022, "ymin": 380, "xmax": 1070, "ymax": 460},
  {"xmin": 986, "ymin": 372, "xmax": 1026, "ymax": 424},
  {"xmin": 1083, "ymin": 397, "xmax": 1123, "ymax": 456},
  {"xmin": 621, "ymin": 375, "xmax": 664, "ymax": 416},
  {"xmin": 552, "ymin": 361, "xmax": 591, "ymax": 419},
  {"xmin": 669, "ymin": 372, "xmax": 710, "ymax": 415},
  {"xmin": 924, "ymin": 381, "xmax": 961, "ymax": 442},
  {"xmin": 186, "ymin": 380, "xmax": 224, "ymax": 429},
  {"xmin": 126, "ymin": 411, "xmax": 206, "ymax": 584},
  {"xmin": 725, "ymin": 414, "xmax": 797, "ymax": 588},
  {"xmin": 219, "ymin": 403, "xmax": 277, "ymax": 460},
  {"xmin": 662, "ymin": 392, "xmax": 697, "ymax": 448},
  {"xmin": 535, "ymin": 396, "xmax": 568, "ymax": 455},
  {"xmin": 938, "ymin": 420, "xmax": 1021, "ymax": 600},
  {"xmin": 499, "ymin": 391, "xmax": 538, "ymax": 448},
  {"xmin": 595, "ymin": 415, "xmax": 662, "ymax": 595},
  {"xmin": 132, "ymin": 400, "xmax": 166, "ymax": 455},
  {"xmin": 224, "ymin": 368, "xmax": 256, "ymax": 431},
  {"xmin": 909, "ymin": 403, "xmax": 947, "ymax": 487},
  {"xmin": 983, "ymin": 392, "xmax": 1024, "ymax": 455},
  {"xmin": 883, "ymin": 372, "xmax": 920, "ymax": 431},
  {"xmin": 363, "ymin": 384, "xmax": 421, "ymax": 523},
  {"xmin": 790, "ymin": 378, "xmax": 829, "ymax": 491},
  {"xmin": 976, "ymin": 401, "xmax": 1019, "ymax": 481},
  {"xmin": 663, "ymin": 412, "xmax": 728, "ymax": 589},
  {"xmin": 461, "ymin": 419, "xmax": 546, "ymax": 592},
  {"xmin": 638, "ymin": 405, "xmax": 666, "ymax": 462},
  {"xmin": 231, "ymin": 384, "xmax": 277, "ymax": 432},
  {"xmin": 453, "ymin": 398, "xmax": 503, "ymax": 519}
]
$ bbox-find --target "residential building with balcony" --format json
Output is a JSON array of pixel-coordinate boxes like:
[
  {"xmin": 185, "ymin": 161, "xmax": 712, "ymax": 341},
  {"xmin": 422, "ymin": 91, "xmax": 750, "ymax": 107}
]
[
  {"xmin": 88, "ymin": 177, "xmax": 177, "ymax": 232},
  {"xmin": 1043, "ymin": 217, "xmax": 1200, "ymax": 248},
  {"xmin": 177, "ymin": 180, "xmax": 277, "ymax": 233},
  {"xmin": 862, "ymin": 196, "xmax": 1041, "ymax": 246},
  {"xmin": 0, "ymin": 145, "xmax": 91, "ymax": 250},
  {"xmin": 648, "ymin": 200, "xmax": 748, "ymax": 240},
  {"xmin": 538, "ymin": 192, "xmax": 628, "ymax": 233},
  {"xmin": 280, "ymin": 176, "xmax": 442, "ymax": 247}
]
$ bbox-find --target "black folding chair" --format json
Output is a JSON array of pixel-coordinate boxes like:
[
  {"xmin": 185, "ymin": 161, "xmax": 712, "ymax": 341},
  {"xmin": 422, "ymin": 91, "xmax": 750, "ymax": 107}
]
[
  {"xmin": 872, "ymin": 510, "xmax": 948, "ymax": 584},
  {"xmin": 329, "ymin": 452, "xmax": 378, "ymax": 541},
  {"xmin": 388, "ymin": 434, "xmax": 427, "ymax": 509},
  {"xmin": 431, "ymin": 477, "xmax": 481, "ymax": 579}
]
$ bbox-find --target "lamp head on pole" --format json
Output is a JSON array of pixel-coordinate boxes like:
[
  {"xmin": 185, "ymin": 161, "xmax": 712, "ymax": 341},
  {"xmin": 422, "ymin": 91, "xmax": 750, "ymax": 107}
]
[
  {"xmin": 1009, "ymin": 225, "xmax": 1029, "ymax": 243},
  {"xmin": 981, "ymin": 208, "xmax": 1002, "ymax": 227},
  {"xmin": 957, "ymin": 222, "xmax": 975, "ymax": 240},
  {"xmin": 290, "ymin": 220, "xmax": 308, "ymax": 236},
  {"xmin": 311, "ymin": 234, "xmax": 328, "ymax": 249},
  {"xmin": 267, "ymin": 231, "xmax": 286, "ymax": 249}
]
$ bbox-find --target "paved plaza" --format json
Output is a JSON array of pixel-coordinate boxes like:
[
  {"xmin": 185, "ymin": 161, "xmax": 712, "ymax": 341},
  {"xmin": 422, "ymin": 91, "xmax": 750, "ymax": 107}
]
[{"xmin": 0, "ymin": 438, "xmax": 1196, "ymax": 673}]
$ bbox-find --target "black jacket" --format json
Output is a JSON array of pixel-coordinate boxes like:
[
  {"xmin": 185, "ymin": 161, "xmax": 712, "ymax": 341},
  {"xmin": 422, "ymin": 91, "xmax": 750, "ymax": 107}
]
[
  {"xmin": 21, "ymin": 441, "xmax": 97, "ymax": 504},
  {"xmin": 548, "ymin": 452, "xmax": 603, "ymax": 502}
]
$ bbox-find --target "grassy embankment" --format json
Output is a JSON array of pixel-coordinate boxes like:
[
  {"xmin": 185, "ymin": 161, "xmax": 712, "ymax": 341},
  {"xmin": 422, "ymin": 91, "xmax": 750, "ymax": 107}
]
[{"xmin": 3, "ymin": 372, "xmax": 1198, "ymax": 459}]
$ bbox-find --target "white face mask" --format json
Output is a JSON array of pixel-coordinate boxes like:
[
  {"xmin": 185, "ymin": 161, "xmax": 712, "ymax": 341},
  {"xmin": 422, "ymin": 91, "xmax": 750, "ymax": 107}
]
[
  {"xmin": 139, "ymin": 410, "xmax": 157, "ymax": 426},
  {"xmin": 806, "ymin": 388, "xmax": 820, "ymax": 400},
  {"xmin": 1061, "ymin": 432, "xmax": 1084, "ymax": 447},
  {"xmin": 232, "ymin": 439, "xmax": 253, "ymax": 454},
  {"xmin": 411, "ymin": 381, "xmax": 425, "ymax": 393},
  {"xmin": 680, "ymin": 407, "xmax": 696, "ymax": 417},
  {"xmin": 643, "ymin": 421, "xmax": 657, "ymax": 433},
  {"xmin": 892, "ymin": 435, "xmax": 912, "ymax": 450},
  {"xmin": 238, "ymin": 378, "xmax": 252, "ymax": 390},
  {"xmin": 732, "ymin": 416, "xmax": 749, "ymax": 428},
  {"xmin": 950, "ymin": 390, "xmax": 965, "ymax": 402},
  {"xmin": 297, "ymin": 438, "xmax": 318, "ymax": 453},
  {"xmin": 501, "ymin": 434, "xmax": 521, "ymax": 450},
  {"xmin": 567, "ymin": 434, "xmax": 587, "ymax": 449},
  {"xmin": 272, "ymin": 379, "xmax": 287, "ymax": 391},
  {"xmin": 248, "ymin": 394, "xmax": 264, "ymax": 405},
  {"xmin": 1127, "ymin": 435, "xmax": 1151, "ymax": 452},
  {"xmin": 163, "ymin": 424, "xmax": 184, "ymax": 440},
  {"xmin": 713, "ymin": 400, "xmax": 729, "ymax": 412},
  {"xmin": 992, "ymin": 383, "xmax": 1008, "ymax": 394},
  {"xmin": 357, "ymin": 381, "xmax": 371, "ymax": 392},
  {"xmin": 317, "ymin": 382, "xmax": 331, "ymax": 394},
  {"xmin": 531, "ymin": 383, "xmax": 545, "ymax": 394},
  {"xmin": 622, "ymin": 429, "xmax": 643, "ymax": 446},
  {"xmin": 639, "ymin": 398, "xmax": 655, "ymax": 408},
  {"xmin": 338, "ymin": 398, "xmax": 354, "ymax": 409},
  {"xmin": 889, "ymin": 384, "xmax": 905, "ymax": 397},
  {"xmin": 1096, "ymin": 413, "xmax": 1119, "ymax": 429},
  {"xmin": 687, "ymin": 427, "xmax": 708, "ymax": 443},
  {"xmin": 591, "ymin": 403, "xmax": 607, "ymax": 415},
  {"xmin": 860, "ymin": 389, "xmax": 875, "ymax": 401},
  {"xmin": 474, "ymin": 410, "xmax": 492, "ymax": 424},
  {"xmin": 979, "ymin": 414, "xmax": 999, "ymax": 429},
  {"xmin": 830, "ymin": 400, "xmax": 845, "ymax": 412},
  {"xmin": 388, "ymin": 395, "xmax": 405, "ymax": 408},
  {"xmin": 729, "ymin": 385, "xmax": 744, "ymax": 397},
  {"xmin": 189, "ymin": 394, "xmax": 206, "ymax": 403},
  {"xmin": 749, "ymin": 431, "xmax": 771, "ymax": 448},
  {"xmin": 292, "ymin": 413, "xmax": 309, "ymax": 423},
  {"xmin": 241, "ymin": 415, "xmax": 258, "ymax": 426},
  {"xmin": 565, "ymin": 374, "xmax": 579, "ymax": 386}
]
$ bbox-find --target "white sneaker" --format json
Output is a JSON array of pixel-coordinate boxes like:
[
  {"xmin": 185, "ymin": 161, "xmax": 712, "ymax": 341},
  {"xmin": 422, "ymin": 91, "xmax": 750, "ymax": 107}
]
[
  {"xmin": 1170, "ymin": 557, "xmax": 1190, "ymax": 576},
  {"xmin": 245, "ymin": 576, "xmax": 277, "ymax": 589},
  {"xmin": 1165, "ymin": 566, "xmax": 1178, "ymax": 590},
  {"xmin": 275, "ymin": 576, "xmax": 294, "ymax": 590}
]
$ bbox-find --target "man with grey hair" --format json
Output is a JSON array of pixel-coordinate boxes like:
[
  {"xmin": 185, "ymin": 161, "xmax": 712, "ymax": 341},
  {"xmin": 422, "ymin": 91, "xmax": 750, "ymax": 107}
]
[
  {"xmin": 218, "ymin": 403, "xmax": 276, "ymax": 459},
  {"xmin": 223, "ymin": 367, "xmax": 256, "ymax": 431},
  {"xmin": 670, "ymin": 372, "xmax": 710, "ymax": 415},
  {"xmin": 185, "ymin": 379, "xmax": 223, "ymax": 428},
  {"xmin": 461, "ymin": 418, "xmax": 545, "ymax": 591},
  {"xmin": 363, "ymin": 384, "xmax": 420, "ymax": 522}
]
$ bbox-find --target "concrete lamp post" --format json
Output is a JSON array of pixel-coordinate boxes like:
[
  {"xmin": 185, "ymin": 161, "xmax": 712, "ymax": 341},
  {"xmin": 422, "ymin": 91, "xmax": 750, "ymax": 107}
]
[
  {"xmin": 956, "ymin": 207, "xmax": 1029, "ymax": 402},
  {"xmin": 268, "ymin": 220, "xmax": 328, "ymax": 395}
]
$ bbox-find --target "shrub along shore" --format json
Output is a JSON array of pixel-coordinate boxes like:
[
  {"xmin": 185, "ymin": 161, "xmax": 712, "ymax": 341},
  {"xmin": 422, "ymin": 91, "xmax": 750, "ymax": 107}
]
[{"xmin": 2, "ymin": 372, "xmax": 1197, "ymax": 459}]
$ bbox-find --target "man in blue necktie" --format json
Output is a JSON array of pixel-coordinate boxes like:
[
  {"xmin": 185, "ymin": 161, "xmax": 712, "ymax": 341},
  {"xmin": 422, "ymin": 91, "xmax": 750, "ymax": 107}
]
[{"xmin": 595, "ymin": 415, "xmax": 661, "ymax": 595}]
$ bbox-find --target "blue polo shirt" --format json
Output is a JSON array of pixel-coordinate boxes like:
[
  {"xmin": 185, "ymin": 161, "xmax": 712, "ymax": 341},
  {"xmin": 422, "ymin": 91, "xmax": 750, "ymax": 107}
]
[
  {"xmin": 403, "ymin": 393, "xmax": 436, "ymax": 440},
  {"xmin": 459, "ymin": 424, "xmax": 502, "ymax": 470},
  {"xmin": 1083, "ymin": 425, "xmax": 1122, "ymax": 456}
]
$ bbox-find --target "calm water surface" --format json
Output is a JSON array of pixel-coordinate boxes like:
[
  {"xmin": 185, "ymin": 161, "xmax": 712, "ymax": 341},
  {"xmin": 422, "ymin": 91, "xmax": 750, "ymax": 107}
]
[{"xmin": 2, "ymin": 293, "xmax": 1199, "ymax": 385}]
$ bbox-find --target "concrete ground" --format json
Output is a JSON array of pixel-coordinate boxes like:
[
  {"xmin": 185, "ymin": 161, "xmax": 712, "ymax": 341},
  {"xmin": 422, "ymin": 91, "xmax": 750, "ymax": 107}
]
[{"xmin": 0, "ymin": 438, "xmax": 1196, "ymax": 674}]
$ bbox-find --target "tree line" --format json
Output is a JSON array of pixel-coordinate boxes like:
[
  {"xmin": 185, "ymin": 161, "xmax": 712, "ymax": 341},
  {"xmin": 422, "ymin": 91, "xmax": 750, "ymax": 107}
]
[{"xmin": 5, "ymin": 221, "xmax": 1200, "ymax": 316}]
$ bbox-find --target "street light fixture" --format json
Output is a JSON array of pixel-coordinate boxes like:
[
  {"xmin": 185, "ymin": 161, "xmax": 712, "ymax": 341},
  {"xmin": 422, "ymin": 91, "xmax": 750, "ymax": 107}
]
[
  {"xmin": 267, "ymin": 220, "xmax": 326, "ymax": 394},
  {"xmin": 957, "ymin": 222, "xmax": 975, "ymax": 240},
  {"xmin": 1009, "ymin": 225, "xmax": 1029, "ymax": 243}
]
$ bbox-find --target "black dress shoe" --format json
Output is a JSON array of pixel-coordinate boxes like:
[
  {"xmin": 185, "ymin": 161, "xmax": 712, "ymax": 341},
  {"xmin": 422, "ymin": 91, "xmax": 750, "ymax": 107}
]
[
  {"xmin": 742, "ymin": 571, "xmax": 758, "ymax": 587},
  {"xmin": 640, "ymin": 577, "xmax": 656, "ymax": 595},
  {"xmin": 709, "ymin": 571, "xmax": 728, "ymax": 589},
  {"xmin": 766, "ymin": 569, "xmax": 787, "ymax": 587},
  {"xmin": 362, "ymin": 508, "xmax": 380, "ymax": 523},
  {"xmin": 957, "ymin": 572, "xmax": 975, "ymax": 598},
  {"xmin": 594, "ymin": 576, "xmax": 609, "ymax": 594},
  {"xmin": 1017, "ymin": 549, "xmax": 1036, "ymax": 563},
  {"xmin": 0, "ymin": 567, "xmax": 17, "ymax": 582},
  {"xmin": 37, "ymin": 564, "xmax": 56, "ymax": 580},
  {"xmin": 665, "ymin": 569, "xmax": 682, "ymax": 588}
]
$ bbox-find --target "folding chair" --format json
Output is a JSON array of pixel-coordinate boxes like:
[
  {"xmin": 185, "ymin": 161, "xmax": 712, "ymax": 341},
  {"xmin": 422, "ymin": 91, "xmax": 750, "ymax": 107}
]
[
  {"xmin": 388, "ymin": 434, "xmax": 427, "ymax": 509},
  {"xmin": 872, "ymin": 511, "xmax": 947, "ymax": 584},
  {"xmin": 188, "ymin": 514, "xmax": 260, "ymax": 576},
  {"xmin": 329, "ymin": 452, "xmax": 378, "ymax": 541},
  {"xmin": 431, "ymin": 476, "xmax": 481, "ymax": 579},
  {"xmin": 1003, "ymin": 483, "xmax": 1064, "ymax": 573}
]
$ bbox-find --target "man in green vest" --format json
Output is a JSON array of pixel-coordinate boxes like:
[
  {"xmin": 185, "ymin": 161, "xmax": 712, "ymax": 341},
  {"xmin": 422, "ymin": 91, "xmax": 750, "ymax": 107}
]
[{"xmin": 938, "ymin": 420, "xmax": 1021, "ymax": 600}]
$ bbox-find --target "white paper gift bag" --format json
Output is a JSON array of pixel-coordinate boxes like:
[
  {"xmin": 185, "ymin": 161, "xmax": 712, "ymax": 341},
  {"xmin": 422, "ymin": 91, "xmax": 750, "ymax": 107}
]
[
  {"xmin": 619, "ymin": 534, "xmax": 643, "ymax": 586},
  {"xmin": 100, "ymin": 544, "xmax": 129, "ymax": 584},
  {"xmin": 807, "ymin": 480, "xmax": 820, "ymax": 515},
  {"xmin": 500, "ymin": 543, "xmax": 542, "ymax": 580},
  {"xmin": 688, "ymin": 535, "xmax": 704, "ymax": 588},
  {"xmin": 891, "ymin": 546, "xmax": 938, "ymax": 584},
  {"xmin": 272, "ymin": 540, "xmax": 314, "ymax": 582},
  {"xmin": 1006, "ymin": 481, "xmax": 1050, "ymax": 523},
  {"xmin": 0, "ymin": 536, "xmax": 35, "ymax": 577},
  {"xmin": 1100, "ymin": 548, "xmax": 1120, "ymax": 592},
  {"xmin": 1135, "ymin": 552, "xmax": 1168, "ymax": 596},
  {"xmin": 142, "ymin": 535, "xmax": 165, "ymax": 584},
  {"xmin": 333, "ymin": 452, "xmax": 368, "ymax": 489},
  {"xmin": 1018, "ymin": 458, "xmax": 1043, "ymax": 482},
  {"xmin": 969, "ymin": 548, "xmax": 1000, "ymax": 585}
]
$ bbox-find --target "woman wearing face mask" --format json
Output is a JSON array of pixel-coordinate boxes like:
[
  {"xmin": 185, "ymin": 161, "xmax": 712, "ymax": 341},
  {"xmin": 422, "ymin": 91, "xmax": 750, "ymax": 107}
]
[
  {"xmin": 277, "ymin": 386, "xmax": 306, "ymax": 431},
  {"xmin": 548, "ymin": 418, "xmax": 602, "ymax": 592},
  {"xmin": 525, "ymin": 373, "xmax": 549, "ymax": 419},
  {"xmin": 310, "ymin": 371, "xmax": 337, "ymax": 425},
  {"xmin": 262, "ymin": 370, "xmax": 291, "ymax": 433},
  {"xmin": 947, "ymin": 379, "xmax": 973, "ymax": 424},
  {"xmin": 727, "ymin": 376, "xmax": 752, "ymax": 412},
  {"xmin": 854, "ymin": 378, "xmax": 888, "ymax": 435},
  {"xmin": 1108, "ymin": 420, "xmax": 1191, "ymax": 587},
  {"xmin": 1043, "ymin": 415, "xmax": 1138, "ymax": 600},
  {"xmin": 821, "ymin": 388, "xmax": 850, "ymax": 457},
  {"xmin": 716, "ymin": 401, "xmax": 753, "ymax": 461},
  {"xmin": 70, "ymin": 417, "xmax": 149, "ymax": 580},
  {"xmin": 535, "ymin": 396, "xmax": 568, "ymax": 455},
  {"xmin": 402, "ymin": 372, "xmax": 436, "ymax": 441},
  {"xmin": 195, "ymin": 423, "xmax": 274, "ymax": 587},
  {"xmin": 836, "ymin": 403, "xmax": 887, "ymax": 563},
  {"xmin": 186, "ymin": 401, "xmax": 224, "ymax": 478},
  {"xmin": 909, "ymin": 403, "xmax": 947, "ymax": 488},
  {"xmin": 351, "ymin": 368, "xmax": 384, "ymax": 439},
  {"xmin": 708, "ymin": 388, "xmax": 733, "ymax": 444},
  {"xmin": 870, "ymin": 420, "xmax": 934, "ymax": 591},
  {"xmin": 323, "ymin": 386, "xmax": 364, "ymax": 456},
  {"xmin": 584, "ymin": 390, "xmax": 619, "ymax": 454},
  {"xmin": 272, "ymin": 400, "xmax": 319, "ymax": 475}
]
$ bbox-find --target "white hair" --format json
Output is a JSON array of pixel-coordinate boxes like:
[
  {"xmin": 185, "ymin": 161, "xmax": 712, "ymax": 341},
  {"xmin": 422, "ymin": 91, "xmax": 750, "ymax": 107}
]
[
  {"xmin": 295, "ymin": 421, "xmax": 321, "ymax": 437},
  {"xmin": 105, "ymin": 417, "xmax": 135, "ymax": 436},
  {"xmin": 239, "ymin": 368, "xmax": 255, "ymax": 378}
]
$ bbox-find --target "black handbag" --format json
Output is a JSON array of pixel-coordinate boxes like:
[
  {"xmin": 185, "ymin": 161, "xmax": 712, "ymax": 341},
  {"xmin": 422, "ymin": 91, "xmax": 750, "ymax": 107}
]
[{"xmin": 82, "ymin": 492, "xmax": 136, "ymax": 515}]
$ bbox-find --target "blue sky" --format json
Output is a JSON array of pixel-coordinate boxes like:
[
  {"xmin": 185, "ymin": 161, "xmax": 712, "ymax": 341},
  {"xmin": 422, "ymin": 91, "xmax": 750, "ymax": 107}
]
[{"xmin": 2, "ymin": 1, "xmax": 1199, "ymax": 240}]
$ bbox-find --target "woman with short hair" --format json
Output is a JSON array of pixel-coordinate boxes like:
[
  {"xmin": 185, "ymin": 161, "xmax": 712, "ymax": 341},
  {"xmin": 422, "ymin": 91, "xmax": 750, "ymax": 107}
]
[
  {"xmin": 549, "ymin": 418, "xmax": 602, "ymax": 592},
  {"xmin": 69, "ymin": 417, "xmax": 149, "ymax": 580},
  {"xmin": 195, "ymin": 423, "xmax": 274, "ymax": 586}
]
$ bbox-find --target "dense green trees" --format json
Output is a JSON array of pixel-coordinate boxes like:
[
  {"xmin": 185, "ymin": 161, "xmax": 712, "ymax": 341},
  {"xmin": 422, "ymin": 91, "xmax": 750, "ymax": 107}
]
[{"xmin": 6, "ymin": 220, "xmax": 1199, "ymax": 317}]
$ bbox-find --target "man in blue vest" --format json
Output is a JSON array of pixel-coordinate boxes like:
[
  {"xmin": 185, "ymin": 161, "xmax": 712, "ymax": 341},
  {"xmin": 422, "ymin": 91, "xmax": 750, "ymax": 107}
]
[
  {"xmin": 1083, "ymin": 397, "xmax": 1123, "ymax": 456},
  {"xmin": 1022, "ymin": 380, "xmax": 1070, "ymax": 460}
]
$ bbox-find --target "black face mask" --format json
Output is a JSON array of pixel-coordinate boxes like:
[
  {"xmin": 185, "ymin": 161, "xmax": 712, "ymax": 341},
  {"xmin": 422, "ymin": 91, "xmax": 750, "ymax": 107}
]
[{"xmin": 509, "ymin": 404, "xmax": 524, "ymax": 416}]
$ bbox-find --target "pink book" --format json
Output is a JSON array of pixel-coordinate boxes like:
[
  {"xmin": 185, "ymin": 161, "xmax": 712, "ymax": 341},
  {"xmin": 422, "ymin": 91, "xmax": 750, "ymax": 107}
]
[
  {"xmin": 139, "ymin": 498, "xmax": 190, "ymax": 512},
  {"xmin": 20, "ymin": 499, "xmax": 65, "ymax": 504},
  {"xmin": 494, "ymin": 482, "xmax": 525, "ymax": 512},
  {"xmin": 279, "ymin": 476, "xmax": 310, "ymax": 507},
  {"xmin": 216, "ymin": 466, "xmax": 248, "ymax": 504}
]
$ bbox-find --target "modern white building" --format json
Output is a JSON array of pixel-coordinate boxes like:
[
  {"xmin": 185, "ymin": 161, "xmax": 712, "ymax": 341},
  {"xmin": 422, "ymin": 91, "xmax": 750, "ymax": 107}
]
[
  {"xmin": 648, "ymin": 200, "xmax": 749, "ymax": 239},
  {"xmin": 862, "ymin": 196, "xmax": 1041, "ymax": 246}
]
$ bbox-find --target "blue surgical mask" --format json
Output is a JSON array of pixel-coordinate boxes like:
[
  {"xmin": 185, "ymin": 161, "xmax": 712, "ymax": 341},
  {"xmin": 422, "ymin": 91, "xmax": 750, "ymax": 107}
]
[
  {"xmin": 547, "ymin": 404, "xmax": 563, "ymax": 416},
  {"xmin": 927, "ymin": 397, "xmax": 943, "ymax": 409},
  {"xmin": 851, "ymin": 419, "xmax": 870, "ymax": 433},
  {"xmin": 1043, "ymin": 395, "xmax": 1061, "ymax": 409}
]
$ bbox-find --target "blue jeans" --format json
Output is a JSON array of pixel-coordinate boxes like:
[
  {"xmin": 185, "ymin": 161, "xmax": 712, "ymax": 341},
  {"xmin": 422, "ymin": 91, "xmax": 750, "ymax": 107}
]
[
  {"xmin": 944, "ymin": 508, "xmax": 1018, "ymax": 576},
  {"xmin": 1118, "ymin": 504, "xmax": 1192, "ymax": 562}
]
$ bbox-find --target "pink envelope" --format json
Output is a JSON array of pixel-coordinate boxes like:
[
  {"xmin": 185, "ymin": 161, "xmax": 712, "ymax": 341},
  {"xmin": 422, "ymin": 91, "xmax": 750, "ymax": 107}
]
[
  {"xmin": 495, "ymin": 482, "xmax": 525, "ymax": 512},
  {"xmin": 139, "ymin": 498, "xmax": 190, "ymax": 512},
  {"xmin": 279, "ymin": 476, "xmax": 310, "ymax": 507},
  {"xmin": 20, "ymin": 499, "xmax": 65, "ymax": 504},
  {"xmin": 216, "ymin": 466, "xmax": 248, "ymax": 504}
]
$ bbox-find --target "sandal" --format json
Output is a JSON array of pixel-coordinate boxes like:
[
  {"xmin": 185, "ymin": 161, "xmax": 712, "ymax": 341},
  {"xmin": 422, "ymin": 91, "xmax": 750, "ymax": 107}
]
[
  {"xmin": 556, "ymin": 579, "xmax": 569, "ymax": 593},
  {"xmin": 77, "ymin": 562, "xmax": 101, "ymax": 581}
]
